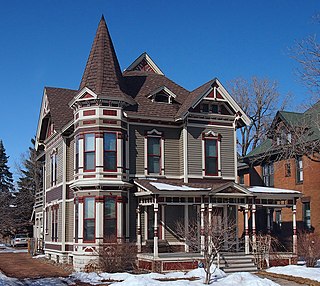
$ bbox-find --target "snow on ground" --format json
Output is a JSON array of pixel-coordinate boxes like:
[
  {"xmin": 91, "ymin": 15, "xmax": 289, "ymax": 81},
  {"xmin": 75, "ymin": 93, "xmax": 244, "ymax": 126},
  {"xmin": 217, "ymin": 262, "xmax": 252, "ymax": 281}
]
[
  {"xmin": 267, "ymin": 265, "xmax": 320, "ymax": 282},
  {"xmin": 72, "ymin": 268, "xmax": 278, "ymax": 285}
]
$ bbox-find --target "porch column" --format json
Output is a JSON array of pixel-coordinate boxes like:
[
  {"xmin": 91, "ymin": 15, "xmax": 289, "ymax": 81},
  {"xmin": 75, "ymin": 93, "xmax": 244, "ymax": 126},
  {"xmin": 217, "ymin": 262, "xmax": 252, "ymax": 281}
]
[
  {"xmin": 136, "ymin": 206, "xmax": 142, "ymax": 253},
  {"xmin": 251, "ymin": 204, "xmax": 256, "ymax": 251},
  {"xmin": 292, "ymin": 204, "xmax": 297, "ymax": 254},
  {"xmin": 161, "ymin": 205, "xmax": 165, "ymax": 240},
  {"xmin": 267, "ymin": 208, "xmax": 271, "ymax": 234},
  {"xmin": 95, "ymin": 196, "xmax": 104, "ymax": 244},
  {"xmin": 153, "ymin": 202, "xmax": 159, "ymax": 258},
  {"xmin": 200, "ymin": 203, "xmax": 205, "ymax": 255},
  {"xmin": 244, "ymin": 204, "xmax": 249, "ymax": 254},
  {"xmin": 184, "ymin": 204, "xmax": 189, "ymax": 252}
]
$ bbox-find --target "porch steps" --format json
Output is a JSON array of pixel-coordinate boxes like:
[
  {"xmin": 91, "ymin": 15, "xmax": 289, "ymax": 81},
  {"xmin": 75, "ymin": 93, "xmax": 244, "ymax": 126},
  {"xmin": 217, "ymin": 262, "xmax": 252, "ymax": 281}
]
[{"xmin": 216, "ymin": 253, "xmax": 257, "ymax": 273}]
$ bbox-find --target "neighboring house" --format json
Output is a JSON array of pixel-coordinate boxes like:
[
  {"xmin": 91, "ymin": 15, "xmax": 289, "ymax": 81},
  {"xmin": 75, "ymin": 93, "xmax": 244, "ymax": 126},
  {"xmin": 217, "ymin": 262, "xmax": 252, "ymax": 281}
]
[
  {"xmin": 240, "ymin": 102, "xmax": 320, "ymax": 246},
  {"xmin": 34, "ymin": 16, "xmax": 301, "ymax": 272}
]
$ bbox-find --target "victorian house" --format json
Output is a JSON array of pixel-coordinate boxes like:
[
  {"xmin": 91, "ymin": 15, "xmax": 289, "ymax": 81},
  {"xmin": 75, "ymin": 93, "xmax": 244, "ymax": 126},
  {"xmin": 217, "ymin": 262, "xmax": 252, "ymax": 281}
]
[{"xmin": 34, "ymin": 16, "xmax": 301, "ymax": 272}]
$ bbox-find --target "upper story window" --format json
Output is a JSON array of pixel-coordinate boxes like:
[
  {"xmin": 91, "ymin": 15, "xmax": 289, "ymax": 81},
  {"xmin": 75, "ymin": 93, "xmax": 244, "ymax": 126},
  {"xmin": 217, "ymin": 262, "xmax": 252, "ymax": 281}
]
[
  {"xmin": 145, "ymin": 129, "xmax": 164, "ymax": 176},
  {"xmin": 84, "ymin": 133, "xmax": 95, "ymax": 172},
  {"xmin": 200, "ymin": 103, "xmax": 219, "ymax": 114},
  {"xmin": 104, "ymin": 133, "xmax": 117, "ymax": 172},
  {"xmin": 296, "ymin": 156, "xmax": 303, "ymax": 183},
  {"xmin": 302, "ymin": 201, "xmax": 311, "ymax": 229},
  {"xmin": 202, "ymin": 131, "xmax": 221, "ymax": 177},
  {"xmin": 148, "ymin": 137, "xmax": 161, "ymax": 174},
  {"xmin": 262, "ymin": 163, "xmax": 274, "ymax": 187},
  {"xmin": 50, "ymin": 151, "xmax": 57, "ymax": 186},
  {"xmin": 205, "ymin": 139, "xmax": 218, "ymax": 176}
]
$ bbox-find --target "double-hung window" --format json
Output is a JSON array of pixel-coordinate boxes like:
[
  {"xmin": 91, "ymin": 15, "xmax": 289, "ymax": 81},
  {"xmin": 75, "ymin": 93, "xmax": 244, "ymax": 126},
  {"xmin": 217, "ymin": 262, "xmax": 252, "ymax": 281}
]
[
  {"xmin": 147, "ymin": 137, "xmax": 161, "ymax": 174},
  {"xmin": 104, "ymin": 197, "xmax": 117, "ymax": 239},
  {"xmin": 51, "ymin": 206, "xmax": 58, "ymax": 242},
  {"xmin": 84, "ymin": 133, "xmax": 95, "ymax": 171},
  {"xmin": 296, "ymin": 156, "xmax": 303, "ymax": 183},
  {"xmin": 205, "ymin": 139, "xmax": 218, "ymax": 176},
  {"xmin": 50, "ymin": 152, "xmax": 57, "ymax": 186},
  {"xmin": 303, "ymin": 202, "xmax": 311, "ymax": 229},
  {"xmin": 104, "ymin": 133, "xmax": 117, "ymax": 172},
  {"xmin": 262, "ymin": 163, "xmax": 274, "ymax": 187},
  {"xmin": 84, "ymin": 197, "xmax": 95, "ymax": 242}
]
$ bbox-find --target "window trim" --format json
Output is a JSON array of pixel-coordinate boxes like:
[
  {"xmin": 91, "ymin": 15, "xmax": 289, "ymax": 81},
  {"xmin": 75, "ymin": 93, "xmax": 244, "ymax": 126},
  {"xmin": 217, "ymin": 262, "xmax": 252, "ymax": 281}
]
[
  {"xmin": 202, "ymin": 131, "xmax": 221, "ymax": 177},
  {"xmin": 84, "ymin": 133, "xmax": 96, "ymax": 172},
  {"xmin": 103, "ymin": 132, "xmax": 118, "ymax": 172},
  {"xmin": 83, "ymin": 196, "xmax": 96, "ymax": 243},
  {"xmin": 75, "ymin": 137, "xmax": 79, "ymax": 174},
  {"xmin": 144, "ymin": 129, "xmax": 164, "ymax": 176}
]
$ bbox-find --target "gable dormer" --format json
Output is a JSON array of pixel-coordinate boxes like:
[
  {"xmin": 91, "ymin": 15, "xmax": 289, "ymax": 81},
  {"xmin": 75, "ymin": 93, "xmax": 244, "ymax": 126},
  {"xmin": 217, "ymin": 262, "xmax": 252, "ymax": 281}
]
[
  {"xmin": 147, "ymin": 86, "xmax": 177, "ymax": 104},
  {"xmin": 125, "ymin": 52, "xmax": 164, "ymax": 75}
]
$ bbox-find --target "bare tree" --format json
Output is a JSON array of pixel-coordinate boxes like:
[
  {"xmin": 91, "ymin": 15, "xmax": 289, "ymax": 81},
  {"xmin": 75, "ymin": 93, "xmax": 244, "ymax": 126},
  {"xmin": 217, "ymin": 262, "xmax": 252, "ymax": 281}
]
[
  {"xmin": 297, "ymin": 231, "xmax": 320, "ymax": 267},
  {"xmin": 176, "ymin": 209, "xmax": 237, "ymax": 284},
  {"xmin": 228, "ymin": 77, "xmax": 287, "ymax": 156}
]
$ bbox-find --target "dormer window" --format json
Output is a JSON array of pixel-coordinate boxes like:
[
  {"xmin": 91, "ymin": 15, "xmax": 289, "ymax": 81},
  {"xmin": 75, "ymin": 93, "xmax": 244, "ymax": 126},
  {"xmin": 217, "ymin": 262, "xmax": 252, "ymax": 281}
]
[{"xmin": 148, "ymin": 86, "xmax": 176, "ymax": 104}]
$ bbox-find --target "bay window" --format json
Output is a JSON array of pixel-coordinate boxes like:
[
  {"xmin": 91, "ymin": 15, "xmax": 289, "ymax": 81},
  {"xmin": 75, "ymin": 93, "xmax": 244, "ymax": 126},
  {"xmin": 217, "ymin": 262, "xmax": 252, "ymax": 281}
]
[
  {"xmin": 84, "ymin": 133, "xmax": 95, "ymax": 171},
  {"xmin": 104, "ymin": 196, "xmax": 117, "ymax": 239},
  {"xmin": 84, "ymin": 197, "xmax": 95, "ymax": 242},
  {"xmin": 104, "ymin": 133, "xmax": 117, "ymax": 171}
]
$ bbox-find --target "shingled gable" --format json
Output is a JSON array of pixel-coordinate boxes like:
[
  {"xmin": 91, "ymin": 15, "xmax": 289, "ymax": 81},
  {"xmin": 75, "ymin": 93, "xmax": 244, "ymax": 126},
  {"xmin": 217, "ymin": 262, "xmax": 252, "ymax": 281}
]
[
  {"xmin": 175, "ymin": 78, "xmax": 251, "ymax": 126},
  {"xmin": 36, "ymin": 87, "xmax": 77, "ymax": 146},
  {"xmin": 79, "ymin": 15, "xmax": 135, "ymax": 105},
  {"xmin": 125, "ymin": 52, "xmax": 164, "ymax": 75}
]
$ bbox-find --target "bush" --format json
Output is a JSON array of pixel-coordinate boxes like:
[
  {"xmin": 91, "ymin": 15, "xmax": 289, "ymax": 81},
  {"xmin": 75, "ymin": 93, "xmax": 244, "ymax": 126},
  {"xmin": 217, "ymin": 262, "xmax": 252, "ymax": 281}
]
[{"xmin": 298, "ymin": 231, "xmax": 320, "ymax": 267}]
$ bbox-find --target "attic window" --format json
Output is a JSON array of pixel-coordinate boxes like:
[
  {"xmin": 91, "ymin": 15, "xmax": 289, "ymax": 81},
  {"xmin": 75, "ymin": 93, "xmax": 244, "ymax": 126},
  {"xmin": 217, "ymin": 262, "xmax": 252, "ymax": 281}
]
[{"xmin": 148, "ymin": 86, "xmax": 177, "ymax": 104}]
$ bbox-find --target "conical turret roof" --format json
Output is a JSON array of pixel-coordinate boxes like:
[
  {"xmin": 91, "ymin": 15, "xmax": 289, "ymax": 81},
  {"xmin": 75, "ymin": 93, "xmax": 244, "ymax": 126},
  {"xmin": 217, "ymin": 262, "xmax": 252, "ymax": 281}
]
[{"xmin": 80, "ymin": 15, "xmax": 131, "ymax": 102}]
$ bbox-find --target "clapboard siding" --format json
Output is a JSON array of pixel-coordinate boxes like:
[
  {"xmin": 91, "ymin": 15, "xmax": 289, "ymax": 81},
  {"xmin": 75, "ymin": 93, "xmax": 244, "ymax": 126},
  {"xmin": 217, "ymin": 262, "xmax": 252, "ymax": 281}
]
[
  {"xmin": 179, "ymin": 129, "xmax": 184, "ymax": 175},
  {"xmin": 187, "ymin": 126, "xmax": 235, "ymax": 178},
  {"xmin": 67, "ymin": 137, "xmax": 74, "ymax": 182},
  {"xmin": 129, "ymin": 124, "xmax": 182, "ymax": 177},
  {"xmin": 66, "ymin": 201, "xmax": 74, "ymax": 243}
]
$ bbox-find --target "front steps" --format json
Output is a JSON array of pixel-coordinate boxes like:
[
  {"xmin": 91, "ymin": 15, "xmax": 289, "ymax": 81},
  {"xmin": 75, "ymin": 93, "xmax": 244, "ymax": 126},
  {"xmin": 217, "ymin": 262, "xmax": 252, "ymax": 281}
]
[{"xmin": 215, "ymin": 253, "xmax": 257, "ymax": 273}]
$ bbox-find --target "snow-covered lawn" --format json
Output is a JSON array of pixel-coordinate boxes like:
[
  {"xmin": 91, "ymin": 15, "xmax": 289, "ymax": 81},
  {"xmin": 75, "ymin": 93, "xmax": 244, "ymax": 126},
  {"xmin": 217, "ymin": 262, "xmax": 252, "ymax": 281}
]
[
  {"xmin": 267, "ymin": 265, "xmax": 320, "ymax": 282},
  {"xmin": 72, "ymin": 268, "xmax": 278, "ymax": 285}
]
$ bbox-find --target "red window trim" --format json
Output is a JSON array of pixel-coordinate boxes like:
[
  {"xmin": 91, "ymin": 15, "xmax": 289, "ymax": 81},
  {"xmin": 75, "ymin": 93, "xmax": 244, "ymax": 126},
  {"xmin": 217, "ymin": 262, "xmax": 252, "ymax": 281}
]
[
  {"xmin": 84, "ymin": 133, "xmax": 96, "ymax": 172},
  {"xmin": 204, "ymin": 138, "xmax": 218, "ymax": 176},
  {"xmin": 147, "ymin": 136, "xmax": 161, "ymax": 175},
  {"xmin": 103, "ymin": 132, "xmax": 117, "ymax": 172},
  {"xmin": 103, "ymin": 196, "xmax": 117, "ymax": 242},
  {"xmin": 83, "ymin": 196, "xmax": 96, "ymax": 243}
]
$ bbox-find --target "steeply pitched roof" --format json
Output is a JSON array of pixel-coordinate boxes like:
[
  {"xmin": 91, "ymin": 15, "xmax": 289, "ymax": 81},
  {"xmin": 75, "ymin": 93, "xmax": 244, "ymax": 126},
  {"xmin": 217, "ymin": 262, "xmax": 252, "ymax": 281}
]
[
  {"xmin": 278, "ymin": 111, "xmax": 303, "ymax": 125},
  {"xmin": 79, "ymin": 16, "xmax": 133, "ymax": 103},
  {"xmin": 244, "ymin": 139, "xmax": 273, "ymax": 158},
  {"xmin": 45, "ymin": 87, "xmax": 77, "ymax": 131}
]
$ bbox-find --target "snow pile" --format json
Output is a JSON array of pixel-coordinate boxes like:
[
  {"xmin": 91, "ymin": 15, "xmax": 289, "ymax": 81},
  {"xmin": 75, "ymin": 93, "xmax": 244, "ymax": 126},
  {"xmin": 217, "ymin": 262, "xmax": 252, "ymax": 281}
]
[{"xmin": 267, "ymin": 265, "xmax": 320, "ymax": 282}]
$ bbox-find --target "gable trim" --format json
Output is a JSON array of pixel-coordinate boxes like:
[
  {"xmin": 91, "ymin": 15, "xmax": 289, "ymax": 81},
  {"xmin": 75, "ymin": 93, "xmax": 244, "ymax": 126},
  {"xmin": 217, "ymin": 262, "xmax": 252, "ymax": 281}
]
[{"xmin": 125, "ymin": 52, "xmax": 164, "ymax": 75}]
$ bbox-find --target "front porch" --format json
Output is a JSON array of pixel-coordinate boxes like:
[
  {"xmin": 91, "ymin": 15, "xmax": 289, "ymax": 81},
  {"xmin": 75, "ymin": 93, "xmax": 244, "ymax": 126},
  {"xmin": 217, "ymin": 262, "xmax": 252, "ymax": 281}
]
[{"xmin": 134, "ymin": 179, "xmax": 301, "ymax": 272}]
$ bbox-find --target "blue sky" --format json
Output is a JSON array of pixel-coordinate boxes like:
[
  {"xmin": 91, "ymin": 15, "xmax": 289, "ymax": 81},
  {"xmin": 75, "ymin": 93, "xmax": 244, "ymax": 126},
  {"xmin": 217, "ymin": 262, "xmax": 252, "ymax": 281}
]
[{"xmin": 0, "ymin": 0, "xmax": 319, "ymax": 177}]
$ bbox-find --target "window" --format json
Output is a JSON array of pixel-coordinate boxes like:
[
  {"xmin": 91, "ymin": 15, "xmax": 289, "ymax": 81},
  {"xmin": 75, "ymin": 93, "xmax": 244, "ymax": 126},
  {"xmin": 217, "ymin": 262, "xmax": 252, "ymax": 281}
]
[
  {"xmin": 205, "ymin": 139, "xmax": 218, "ymax": 176},
  {"xmin": 296, "ymin": 157, "xmax": 303, "ymax": 183},
  {"xmin": 84, "ymin": 133, "xmax": 95, "ymax": 171},
  {"xmin": 74, "ymin": 199, "xmax": 78, "ymax": 243},
  {"xmin": 147, "ymin": 137, "xmax": 161, "ymax": 174},
  {"xmin": 154, "ymin": 93, "xmax": 169, "ymax": 103},
  {"xmin": 84, "ymin": 197, "xmax": 95, "ymax": 242},
  {"xmin": 262, "ymin": 163, "xmax": 274, "ymax": 187},
  {"xmin": 303, "ymin": 202, "xmax": 311, "ymax": 229},
  {"xmin": 239, "ymin": 174, "xmax": 244, "ymax": 185},
  {"xmin": 104, "ymin": 133, "xmax": 117, "ymax": 171},
  {"xmin": 51, "ymin": 206, "xmax": 58, "ymax": 242},
  {"xmin": 275, "ymin": 210, "xmax": 282, "ymax": 230},
  {"xmin": 50, "ymin": 152, "xmax": 57, "ymax": 186},
  {"xmin": 45, "ymin": 207, "xmax": 49, "ymax": 234},
  {"xmin": 104, "ymin": 197, "xmax": 117, "ymax": 239},
  {"xmin": 285, "ymin": 162, "xmax": 291, "ymax": 177},
  {"xmin": 75, "ymin": 137, "xmax": 79, "ymax": 173}
]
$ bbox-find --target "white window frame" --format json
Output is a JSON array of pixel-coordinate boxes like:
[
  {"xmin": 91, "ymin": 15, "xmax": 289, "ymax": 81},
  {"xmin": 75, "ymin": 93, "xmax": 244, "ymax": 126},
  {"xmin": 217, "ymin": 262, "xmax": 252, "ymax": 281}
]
[
  {"xmin": 202, "ymin": 130, "xmax": 221, "ymax": 177},
  {"xmin": 144, "ymin": 129, "xmax": 164, "ymax": 176}
]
